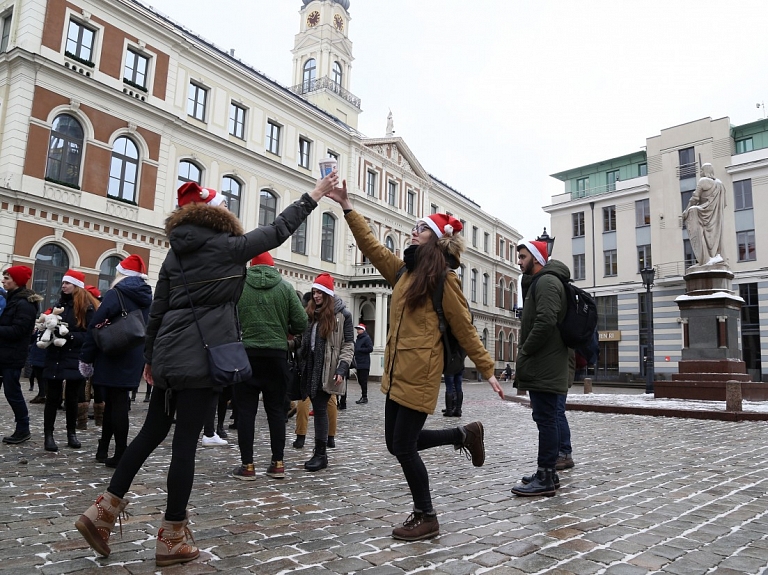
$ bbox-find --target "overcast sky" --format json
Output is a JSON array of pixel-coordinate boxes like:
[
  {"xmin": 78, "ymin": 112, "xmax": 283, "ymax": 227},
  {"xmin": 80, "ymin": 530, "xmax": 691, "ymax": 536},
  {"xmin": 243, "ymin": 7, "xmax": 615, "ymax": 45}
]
[{"xmin": 142, "ymin": 0, "xmax": 768, "ymax": 243}]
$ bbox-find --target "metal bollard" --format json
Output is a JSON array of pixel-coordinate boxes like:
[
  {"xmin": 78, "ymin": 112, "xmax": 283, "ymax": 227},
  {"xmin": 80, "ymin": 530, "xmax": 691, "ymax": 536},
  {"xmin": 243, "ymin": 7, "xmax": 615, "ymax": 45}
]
[
  {"xmin": 725, "ymin": 380, "xmax": 742, "ymax": 412},
  {"xmin": 583, "ymin": 377, "xmax": 593, "ymax": 394}
]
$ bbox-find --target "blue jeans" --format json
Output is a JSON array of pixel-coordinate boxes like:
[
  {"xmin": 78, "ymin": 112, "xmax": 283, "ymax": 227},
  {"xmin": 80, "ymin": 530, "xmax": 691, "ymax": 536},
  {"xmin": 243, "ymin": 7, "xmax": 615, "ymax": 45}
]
[
  {"xmin": 1, "ymin": 368, "xmax": 30, "ymax": 432},
  {"xmin": 556, "ymin": 393, "xmax": 571, "ymax": 456},
  {"xmin": 444, "ymin": 373, "xmax": 463, "ymax": 395},
  {"xmin": 528, "ymin": 391, "xmax": 560, "ymax": 469}
]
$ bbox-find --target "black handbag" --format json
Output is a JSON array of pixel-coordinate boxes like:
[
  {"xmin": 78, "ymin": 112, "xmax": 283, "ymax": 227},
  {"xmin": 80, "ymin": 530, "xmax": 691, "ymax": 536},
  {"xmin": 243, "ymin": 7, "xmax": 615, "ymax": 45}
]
[
  {"xmin": 286, "ymin": 351, "xmax": 302, "ymax": 401},
  {"xmin": 178, "ymin": 258, "xmax": 252, "ymax": 386},
  {"xmin": 92, "ymin": 289, "xmax": 146, "ymax": 354}
]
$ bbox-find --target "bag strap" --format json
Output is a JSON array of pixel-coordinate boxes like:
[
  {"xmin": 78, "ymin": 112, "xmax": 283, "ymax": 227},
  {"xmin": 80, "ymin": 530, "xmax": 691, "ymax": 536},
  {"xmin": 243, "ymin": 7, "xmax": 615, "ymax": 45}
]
[
  {"xmin": 177, "ymin": 256, "xmax": 210, "ymax": 350},
  {"xmin": 114, "ymin": 289, "xmax": 128, "ymax": 316}
]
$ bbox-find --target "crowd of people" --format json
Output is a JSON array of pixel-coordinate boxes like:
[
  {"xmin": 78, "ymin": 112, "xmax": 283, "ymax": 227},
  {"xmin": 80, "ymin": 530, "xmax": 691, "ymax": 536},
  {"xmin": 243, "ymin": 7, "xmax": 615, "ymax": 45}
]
[{"xmin": 0, "ymin": 171, "xmax": 576, "ymax": 567}]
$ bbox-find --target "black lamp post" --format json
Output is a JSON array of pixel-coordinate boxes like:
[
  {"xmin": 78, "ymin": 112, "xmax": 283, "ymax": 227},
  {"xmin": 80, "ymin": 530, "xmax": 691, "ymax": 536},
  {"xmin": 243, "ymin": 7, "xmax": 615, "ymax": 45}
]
[
  {"xmin": 640, "ymin": 266, "xmax": 656, "ymax": 394},
  {"xmin": 536, "ymin": 227, "xmax": 556, "ymax": 258}
]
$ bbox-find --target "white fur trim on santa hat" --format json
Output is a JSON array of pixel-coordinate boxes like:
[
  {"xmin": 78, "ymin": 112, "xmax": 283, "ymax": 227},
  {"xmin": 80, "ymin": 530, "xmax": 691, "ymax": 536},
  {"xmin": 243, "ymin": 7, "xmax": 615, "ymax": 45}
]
[
  {"xmin": 312, "ymin": 282, "xmax": 334, "ymax": 297},
  {"xmin": 520, "ymin": 241, "xmax": 546, "ymax": 267},
  {"xmin": 116, "ymin": 263, "xmax": 147, "ymax": 279},
  {"xmin": 207, "ymin": 192, "xmax": 227, "ymax": 208},
  {"xmin": 420, "ymin": 217, "xmax": 444, "ymax": 238},
  {"xmin": 62, "ymin": 274, "xmax": 84, "ymax": 288}
]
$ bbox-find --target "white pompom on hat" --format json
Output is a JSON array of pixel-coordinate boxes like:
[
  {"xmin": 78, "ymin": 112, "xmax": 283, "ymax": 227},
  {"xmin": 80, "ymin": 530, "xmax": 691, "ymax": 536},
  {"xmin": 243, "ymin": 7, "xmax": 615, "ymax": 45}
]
[
  {"xmin": 177, "ymin": 182, "xmax": 227, "ymax": 208},
  {"xmin": 419, "ymin": 213, "xmax": 463, "ymax": 238}
]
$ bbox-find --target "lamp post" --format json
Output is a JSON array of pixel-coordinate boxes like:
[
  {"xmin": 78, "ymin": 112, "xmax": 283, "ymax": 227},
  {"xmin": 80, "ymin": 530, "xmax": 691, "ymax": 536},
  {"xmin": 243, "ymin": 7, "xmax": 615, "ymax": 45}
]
[
  {"xmin": 640, "ymin": 266, "xmax": 656, "ymax": 394},
  {"xmin": 536, "ymin": 227, "xmax": 556, "ymax": 258}
]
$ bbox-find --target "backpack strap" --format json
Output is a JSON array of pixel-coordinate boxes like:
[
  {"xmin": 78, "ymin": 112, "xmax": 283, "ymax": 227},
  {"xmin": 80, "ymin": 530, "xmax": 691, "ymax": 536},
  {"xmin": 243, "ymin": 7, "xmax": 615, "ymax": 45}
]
[
  {"xmin": 432, "ymin": 268, "xmax": 449, "ymax": 334},
  {"xmin": 394, "ymin": 265, "xmax": 407, "ymax": 285}
]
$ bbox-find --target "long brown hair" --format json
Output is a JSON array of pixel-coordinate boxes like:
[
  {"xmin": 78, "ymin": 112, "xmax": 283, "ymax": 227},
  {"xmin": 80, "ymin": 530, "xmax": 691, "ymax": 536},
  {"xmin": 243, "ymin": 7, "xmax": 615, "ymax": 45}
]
[
  {"xmin": 71, "ymin": 286, "xmax": 100, "ymax": 329},
  {"xmin": 306, "ymin": 291, "xmax": 337, "ymax": 339},
  {"xmin": 404, "ymin": 232, "xmax": 447, "ymax": 311}
]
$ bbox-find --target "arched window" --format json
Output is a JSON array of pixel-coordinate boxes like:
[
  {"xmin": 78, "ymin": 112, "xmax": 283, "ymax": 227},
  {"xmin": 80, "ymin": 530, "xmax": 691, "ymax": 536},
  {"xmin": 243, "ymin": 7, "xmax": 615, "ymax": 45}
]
[
  {"xmin": 98, "ymin": 255, "xmax": 122, "ymax": 293},
  {"xmin": 498, "ymin": 331, "xmax": 505, "ymax": 361},
  {"xmin": 332, "ymin": 61, "xmax": 343, "ymax": 86},
  {"xmin": 482, "ymin": 273, "xmax": 489, "ymax": 305},
  {"xmin": 509, "ymin": 285, "xmax": 515, "ymax": 311},
  {"xmin": 508, "ymin": 332, "xmax": 514, "ymax": 361},
  {"xmin": 259, "ymin": 190, "xmax": 277, "ymax": 226},
  {"xmin": 221, "ymin": 176, "xmax": 242, "ymax": 217},
  {"xmin": 321, "ymin": 212, "xmax": 336, "ymax": 262},
  {"xmin": 292, "ymin": 219, "xmax": 307, "ymax": 255},
  {"xmin": 108, "ymin": 137, "xmax": 139, "ymax": 203},
  {"xmin": 32, "ymin": 243, "xmax": 69, "ymax": 310},
  {"xmin": 177, "ymin": 160, "xmax": 202, "ymax": 190},
  {"xmin": 46, "ymin": 114, "xmax": 84, "ymax": 187},
  {"xmin": 385, "ymin": 236, "xmax": 395, "ymax": 253},
  {"xmin": 482, "ymin": 328, "xmax": 489, "ymax": 350},
  {"xmin": 302, "ymin": 58, "xmax": 316, "ymax": 92},
  {"xmin": 499, "ymin": 278, "xmax": 506, "ymax": 309}
]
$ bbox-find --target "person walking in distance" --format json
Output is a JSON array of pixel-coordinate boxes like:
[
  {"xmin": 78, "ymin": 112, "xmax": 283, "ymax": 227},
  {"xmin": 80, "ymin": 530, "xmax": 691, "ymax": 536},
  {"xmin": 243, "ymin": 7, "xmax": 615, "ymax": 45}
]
[
  {"xmin": 0, "ymin": 266, "xmax": 42, "ymax": 444},
  {"xmin": 78, "ymin": 255, "xmax": 152, "ymax": 467},
  {"xmin": 353, "ymin": 323, "xmax": 373, "ymax": 404},
  {"xmin": 297, "ymin": 273, "xmax": 354, "ymax": 470},
  {"xmin": 74, "ymin": 173, "xmax": 338, "ymax": 567},
  {"xmin": 510, "ymin": 240, "xmax": 570, "ymax": 497},
  {"xmin": 231, "ymin": 251, "xmax": 307, "ymax": 480},
  {"xmin": 328, "ymin": 182, "xmax": 504, "ymax": 541}
]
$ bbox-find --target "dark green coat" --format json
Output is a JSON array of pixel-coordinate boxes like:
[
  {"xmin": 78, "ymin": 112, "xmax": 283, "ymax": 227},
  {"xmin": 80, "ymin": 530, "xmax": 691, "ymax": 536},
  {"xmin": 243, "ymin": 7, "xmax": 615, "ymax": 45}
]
[{"xmin": 516, "ymin": 259, "xmax": 570, "ymax": 394}]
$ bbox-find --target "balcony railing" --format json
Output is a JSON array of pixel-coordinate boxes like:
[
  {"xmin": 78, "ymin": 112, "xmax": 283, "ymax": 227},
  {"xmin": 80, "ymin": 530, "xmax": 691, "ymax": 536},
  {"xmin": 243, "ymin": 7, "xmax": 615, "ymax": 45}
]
[
  {"xmin": 353, "ymin": 264, "xmax": 383, "ymax": 277},
  {"xmin": 290, "ymin": 76, "xmax": 361, "ymax": 110},
  {"xmin": 677, "ymin": 162, "xmax": 698, "ymax": 180},
  {"xmin": 568, "ymin": 175, "xmax": 648, "ymax": 200}
]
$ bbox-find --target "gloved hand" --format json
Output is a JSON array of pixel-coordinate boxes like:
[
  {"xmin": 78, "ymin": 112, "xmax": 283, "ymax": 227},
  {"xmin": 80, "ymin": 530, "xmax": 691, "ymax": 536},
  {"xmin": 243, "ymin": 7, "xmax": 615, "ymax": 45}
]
[{"xmin": 78, "ymin": 361, "xmax": 94, "ymax": 378}]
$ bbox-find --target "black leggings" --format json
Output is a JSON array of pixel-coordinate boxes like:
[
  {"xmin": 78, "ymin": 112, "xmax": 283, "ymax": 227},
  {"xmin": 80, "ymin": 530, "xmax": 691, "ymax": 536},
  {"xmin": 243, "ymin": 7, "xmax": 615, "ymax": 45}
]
[
  {"xmin": 100, "ymin": 387, "xmax": 131, "ymax": 455},
  {"xmin": 44, "ymin": 378, "xmax": 84, "ymax": 433},
  {"xmin": 108, "ymin": 387, "xmax": 213, "ymax": 521},
  {"xmin": 310, "ymin": 389, "xmax": 332, "ymax": 445},
  {"xmin": 384, "ymin": 396, "xmax": 462, "ymax": 514}
]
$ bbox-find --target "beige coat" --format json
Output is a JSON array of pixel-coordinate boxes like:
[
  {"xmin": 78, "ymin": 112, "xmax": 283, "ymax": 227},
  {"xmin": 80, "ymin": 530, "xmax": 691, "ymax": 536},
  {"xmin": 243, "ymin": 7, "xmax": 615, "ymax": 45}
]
[{"xmin": 347, "ymin": 211, "xmax": 495, "ymax": 414}]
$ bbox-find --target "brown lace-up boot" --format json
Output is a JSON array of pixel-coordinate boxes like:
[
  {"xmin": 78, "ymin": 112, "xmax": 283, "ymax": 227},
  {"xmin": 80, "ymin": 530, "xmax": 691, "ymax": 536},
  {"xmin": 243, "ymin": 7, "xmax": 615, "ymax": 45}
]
[
  {"xmin": 74, "ymin": 491, "xmax": 129, "ymax": 557},
  {"xmin": 155, "ymin": 513, "xmax": 199, "ymax": 567},
  {"xmin": 456, "ymin": 421, "xmax": 485, "ymax": 467}
]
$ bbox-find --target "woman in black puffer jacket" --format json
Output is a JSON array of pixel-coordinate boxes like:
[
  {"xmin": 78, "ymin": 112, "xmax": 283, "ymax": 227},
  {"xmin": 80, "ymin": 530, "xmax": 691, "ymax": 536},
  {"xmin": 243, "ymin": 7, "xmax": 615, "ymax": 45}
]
[
  {"xmin": 43, "ymin": 269, "xmax": 99, "ymax": 452},
  {"xmin": 75, "ymin": 173, "xmax": 339, "ymax": 567}
]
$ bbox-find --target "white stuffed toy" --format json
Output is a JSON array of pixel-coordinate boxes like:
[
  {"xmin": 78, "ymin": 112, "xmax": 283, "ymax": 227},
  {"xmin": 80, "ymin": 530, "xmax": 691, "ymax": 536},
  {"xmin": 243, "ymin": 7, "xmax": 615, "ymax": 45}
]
[{"xmin": 36, "ymin": 307, "xmax": 69, "ymax": 349}]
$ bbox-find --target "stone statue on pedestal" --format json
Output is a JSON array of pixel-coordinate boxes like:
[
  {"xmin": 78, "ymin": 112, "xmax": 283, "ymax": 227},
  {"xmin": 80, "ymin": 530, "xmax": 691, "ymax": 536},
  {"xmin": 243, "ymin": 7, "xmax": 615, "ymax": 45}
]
[
  {"xmin": 682, "ymin": 163, "xmax": 727, "ymax": 266},
  {"xmin": 386, "ymin": 110, "xmax": 394, "ymax": 136}
]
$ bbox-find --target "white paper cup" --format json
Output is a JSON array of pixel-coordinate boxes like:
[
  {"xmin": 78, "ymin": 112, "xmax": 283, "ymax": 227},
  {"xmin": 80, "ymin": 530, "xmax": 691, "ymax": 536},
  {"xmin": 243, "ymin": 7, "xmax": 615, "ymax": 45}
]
[{"xmin": 319, "ymin": 158, "xmax": 337, "ymax": 178}]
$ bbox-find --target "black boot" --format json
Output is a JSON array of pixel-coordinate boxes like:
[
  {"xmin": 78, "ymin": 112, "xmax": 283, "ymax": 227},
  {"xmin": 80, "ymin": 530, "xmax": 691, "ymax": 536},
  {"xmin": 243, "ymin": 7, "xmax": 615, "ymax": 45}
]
[
  {"xmin": 44, "ymin": 433, "xmax": 58, "ymax": 452},
  {"xmin": 105, "ymin": 445, "xmax": 125, "ymax": 468},
  {"xmin": 442, "ymin": 393, "xmax": 454, "ymax": 417},
  {"xmin": 292, "ymin": 434, "xmax": 305, "ymax": 449},
  {"xmin": 304, "ymin": 441, "xmax": 327, "ymax": 472},
  {"xmin": 131, "ymin": 389, "xmax": 137, "ymax": 402},
  {"xmin": 216, "ymin": 423, "xmax": 228, "ymax": 440},
  {"xmin": 452, "ymin": 391, "xmax": 463, "ymax": 417},
  {"xmin": 522, "ymin": 470, "xmax": 560, "ymax": 489},
  {"xmin": 143, "ymin": 387, "xmax": 152, "ymax": 402},
  {"xmin": 67, "ymin": 431, "xmax": 81, "ymax": 449},
  {"xmin": 511, "ymin": 468, "xmax": 557, "ymax": 497},
  {"xmin": 95, "ymin": 439, "xmax": 109, "ymax": 463},
  {"xmin": 327, "ymin": 436, "xmax": 335, "ymax": 448}
]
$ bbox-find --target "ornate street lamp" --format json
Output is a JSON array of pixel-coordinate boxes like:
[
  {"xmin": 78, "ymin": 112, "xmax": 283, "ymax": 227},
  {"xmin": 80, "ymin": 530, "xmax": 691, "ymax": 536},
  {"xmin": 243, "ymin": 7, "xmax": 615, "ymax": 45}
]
[
  {"xmin": 640, "ymin": 267, "xmax": 656, "ymax": 394},
  {"xmin": 536, "ymin": 227, "xmax": 556, "ymax": 258}
]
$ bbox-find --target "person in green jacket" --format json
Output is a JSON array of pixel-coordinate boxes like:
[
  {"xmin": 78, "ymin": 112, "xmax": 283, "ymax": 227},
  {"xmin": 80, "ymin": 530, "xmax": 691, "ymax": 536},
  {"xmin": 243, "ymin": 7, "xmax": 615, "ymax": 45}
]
[
  {"xmin": 232, "ymin": 252, "xmax": 308, "ymax": 480},
  {"xmin": 512, "ymin": 240, "xmax": 570, "ymax": 497}
]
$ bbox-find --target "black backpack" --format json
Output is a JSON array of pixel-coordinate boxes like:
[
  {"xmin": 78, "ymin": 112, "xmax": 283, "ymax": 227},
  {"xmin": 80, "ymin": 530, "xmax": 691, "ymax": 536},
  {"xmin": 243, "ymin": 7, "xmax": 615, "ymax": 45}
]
[
  {"xmin": 395, "ymin": 266, "xmax": 468, "ymax": 375},
  {"xmin": 530, "ymin": 275, "xmax": 598, "ymax": 350}
]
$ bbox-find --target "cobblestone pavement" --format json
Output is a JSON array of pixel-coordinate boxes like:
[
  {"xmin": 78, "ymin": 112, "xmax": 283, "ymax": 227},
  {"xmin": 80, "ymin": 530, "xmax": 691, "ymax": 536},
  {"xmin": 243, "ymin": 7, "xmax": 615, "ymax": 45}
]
[{"xmin": 1, "ymin": 381, "xmax": 767, "ymax": 574}]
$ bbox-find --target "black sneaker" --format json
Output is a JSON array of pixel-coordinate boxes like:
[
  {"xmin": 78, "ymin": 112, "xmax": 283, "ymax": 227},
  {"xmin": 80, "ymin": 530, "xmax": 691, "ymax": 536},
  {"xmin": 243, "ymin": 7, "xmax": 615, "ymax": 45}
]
[
  {"xmin": 355, "ymin": 397, "xmax": 368, "ymax": 404},
  {"xmin": 2, "ymin": 430, "xmax": 31, "ymax": 444}
]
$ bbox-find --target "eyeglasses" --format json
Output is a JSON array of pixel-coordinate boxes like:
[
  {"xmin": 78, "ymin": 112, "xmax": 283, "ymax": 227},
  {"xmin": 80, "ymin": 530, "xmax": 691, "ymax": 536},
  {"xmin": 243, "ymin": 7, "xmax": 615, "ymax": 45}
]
[{"xmin": 411, "ymin": 223, "xmax": 430, "ymax": 234}]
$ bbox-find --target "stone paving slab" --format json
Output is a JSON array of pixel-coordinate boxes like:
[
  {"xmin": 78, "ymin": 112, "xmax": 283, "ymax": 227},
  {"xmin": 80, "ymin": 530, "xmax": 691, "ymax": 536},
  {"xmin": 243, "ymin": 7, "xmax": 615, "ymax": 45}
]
[{"xmin": 0, "ymin": 383, "xmax": 766, "ymax": 573}]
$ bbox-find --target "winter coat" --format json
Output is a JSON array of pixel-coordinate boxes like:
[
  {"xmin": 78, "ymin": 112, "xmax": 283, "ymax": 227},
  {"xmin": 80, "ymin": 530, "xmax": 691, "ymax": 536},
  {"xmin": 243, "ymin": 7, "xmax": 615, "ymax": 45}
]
[
  {"xmin": 353, "ymin": 329, "xmax": 373, "ymax": 370},
  {"xmin": 237, "ymin": 264, "xmax": 307, "ymax": 355},
  {"xmin": 0, "ymin": 287, "xmax": 42, "ymax": 369},
  {"xmin": 43, "ymin": 292, "xmax": 95, "ymax": 381},
  {"xmin": 299, "ymin": 296, "xmax": 354, "ymax": 398},
  {"xmin": 346, "ymin": 210, "xmax": 495, "ymax": 415},
  {"xmin": 80, "ymin": 276, "xmax": 153, "ymax": 388},
  {"xmin": 515, "ymin": 259, "xmax": 570, "ymax": 394},
  {"xmin": 145, "ymin": 192, "xmax": 318, "ymax": 391}
]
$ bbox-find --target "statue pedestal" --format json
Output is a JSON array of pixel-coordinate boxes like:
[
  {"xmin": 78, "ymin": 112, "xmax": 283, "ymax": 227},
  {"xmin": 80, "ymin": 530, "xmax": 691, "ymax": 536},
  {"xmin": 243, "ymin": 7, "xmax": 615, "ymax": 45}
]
[{"xmin": 654, "ymin": 266, "xmax": 761, "ymax": 400}]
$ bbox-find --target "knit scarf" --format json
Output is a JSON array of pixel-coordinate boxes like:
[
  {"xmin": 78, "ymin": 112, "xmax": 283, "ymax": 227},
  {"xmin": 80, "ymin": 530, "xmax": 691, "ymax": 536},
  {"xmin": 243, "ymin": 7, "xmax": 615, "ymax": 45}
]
[{"xmin": 300, "ymin": 321, "xmax": 327, "ymax": 399}]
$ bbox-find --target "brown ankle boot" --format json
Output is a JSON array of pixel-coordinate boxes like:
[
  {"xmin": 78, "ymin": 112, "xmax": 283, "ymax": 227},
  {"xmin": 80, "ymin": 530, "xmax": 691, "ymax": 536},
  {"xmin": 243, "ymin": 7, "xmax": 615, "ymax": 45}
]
[
  {"xmin": 74, "ymin": 491, "xmax": 129, "ymax": 557},
  {"xmin": 155, "ymin": 513, "xmax": 199, "ymax": 567},
  {"xmin": 94, "ymin": 402, "xmax": 105, "ymax": 426},
  {"xmin": 76, "ymin": 402, "xmax": 89, "ymax": 431}
]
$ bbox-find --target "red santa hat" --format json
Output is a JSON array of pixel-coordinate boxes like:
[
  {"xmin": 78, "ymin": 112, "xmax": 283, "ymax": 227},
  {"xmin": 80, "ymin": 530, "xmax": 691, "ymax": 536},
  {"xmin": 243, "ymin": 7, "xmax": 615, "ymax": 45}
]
[
  {"xmin": 177, "ymin": 182, "xmax": 228, "ymax": 208},
  {"xmin": 62, "ymin": 269, "xmax": 85, "ymax": 288},
  {"xmin": 250, "ymin": 252, "xmax": 275, "ymax": 267},
  {"xmin": 116, "ymin": 254, "xmax": 148, "ymax": 279},
  {"xmin": 312, "ymin": 273, "xmax": 334, "ymax": 297},
  {"xmin": 4, "ymin": 265, "xmax": 32, "ymax": 287},
  {"xmin": 355, "ymin": 323, "xmax": 366, "ymax": 331},
  {"xmin": 518, "ymin": 240, "xmax": 549, "ymax": 267},
  {"xmin": 85, "ymin": 285, "xmax": 101, "ymax": 299},
  {"xmin": 419, "ymin": 213, "xmax": 463, "ymax": 238}
]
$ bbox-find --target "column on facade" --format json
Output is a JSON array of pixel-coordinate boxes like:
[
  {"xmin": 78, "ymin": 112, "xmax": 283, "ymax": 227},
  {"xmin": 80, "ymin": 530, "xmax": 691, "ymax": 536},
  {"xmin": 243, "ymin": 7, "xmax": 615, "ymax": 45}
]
[{"xmin": 374, "ymin": 291, "xmax": 384, "ymax": 347}]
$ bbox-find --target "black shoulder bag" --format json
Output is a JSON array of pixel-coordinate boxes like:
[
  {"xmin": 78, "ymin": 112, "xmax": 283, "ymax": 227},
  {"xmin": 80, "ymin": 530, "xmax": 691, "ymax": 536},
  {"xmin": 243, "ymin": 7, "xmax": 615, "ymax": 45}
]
[
  {"xmin": 92, "ymin": 289, "xmax": 146, "ymax": 354},
  {"xmin": 177, "ymin": 258, "xmax": 252, "ymax": 386}
]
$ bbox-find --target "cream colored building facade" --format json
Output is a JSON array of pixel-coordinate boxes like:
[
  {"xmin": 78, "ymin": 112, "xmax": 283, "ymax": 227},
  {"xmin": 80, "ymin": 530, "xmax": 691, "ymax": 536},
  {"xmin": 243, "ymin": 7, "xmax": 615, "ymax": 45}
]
[
  {"xmin": 0, "ymin": 0, "xmax": 520, "ymax": 377},
  {"xmin": 546, "ymin": 116, "xmax": 768, "ymax": 382}
]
